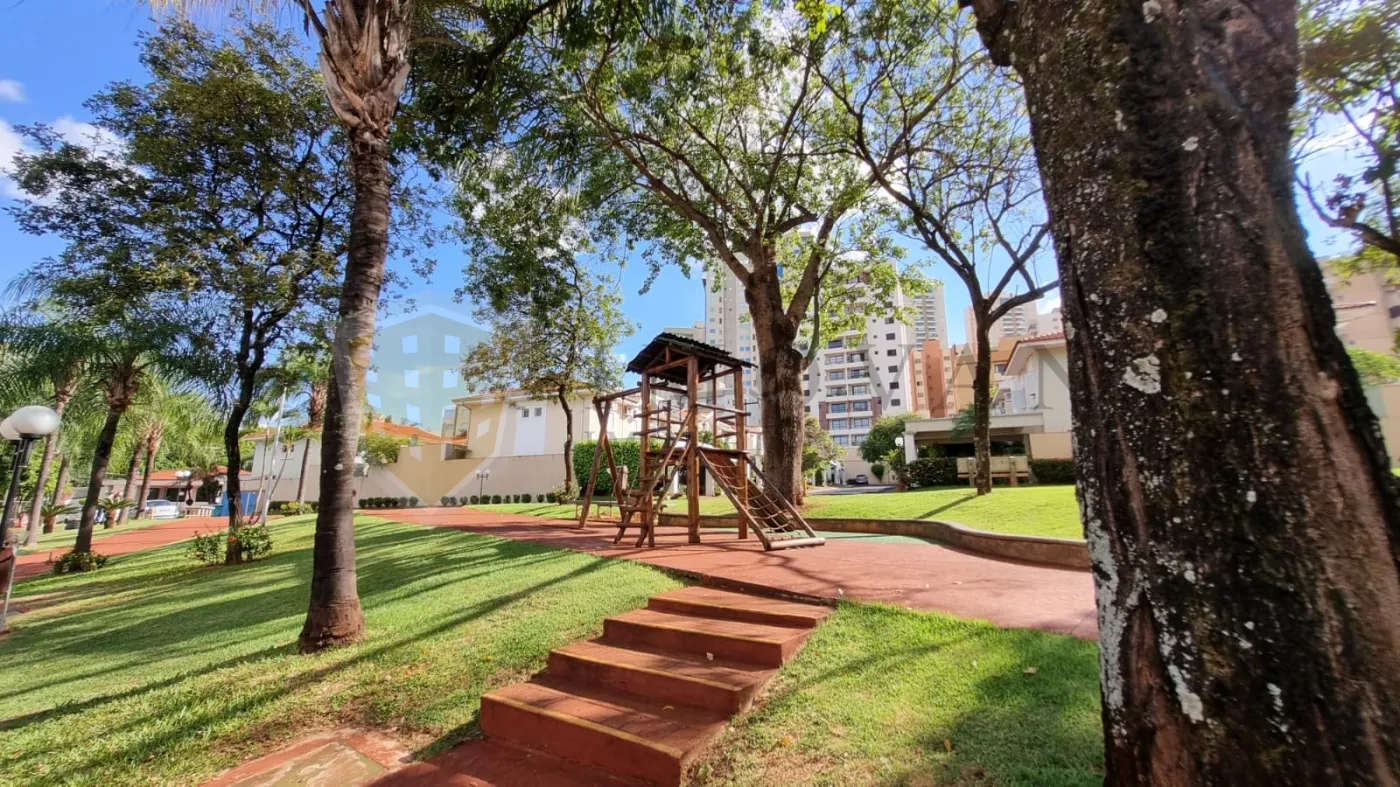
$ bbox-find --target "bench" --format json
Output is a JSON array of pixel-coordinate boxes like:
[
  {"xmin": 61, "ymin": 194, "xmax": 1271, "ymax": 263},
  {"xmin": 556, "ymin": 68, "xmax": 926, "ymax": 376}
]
[{"xmin": 956, "ymin": 456, "xmax": 1032, "ymax": 486}]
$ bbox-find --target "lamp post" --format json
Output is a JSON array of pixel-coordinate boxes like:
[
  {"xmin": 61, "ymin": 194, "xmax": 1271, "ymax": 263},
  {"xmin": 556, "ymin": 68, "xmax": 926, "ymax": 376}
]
[
  {"xmin": 175, "ymin": 470, "xmax": 193, "ymax": 507},
  {"xmin": 0, "ymin": 405, "xmax": 61, "ymax": 633},
  {"xmin": 476, "ymin": 468, "xmax": 490, "ymax": 500}
]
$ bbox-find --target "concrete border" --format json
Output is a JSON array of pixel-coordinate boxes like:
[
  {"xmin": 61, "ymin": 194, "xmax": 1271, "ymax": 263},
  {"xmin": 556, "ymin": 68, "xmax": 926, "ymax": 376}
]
[{"xmin": 655, "ymin": 512, "xmax": 1089, "ymax": 570}]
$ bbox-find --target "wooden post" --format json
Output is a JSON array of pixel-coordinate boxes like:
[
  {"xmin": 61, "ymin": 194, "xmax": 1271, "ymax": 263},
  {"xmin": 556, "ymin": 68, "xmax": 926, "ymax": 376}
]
[
  {"xmin": 687, "ymin": 356, "xmax": 700, "ymax": 544},
  {"xmin": 639, "ymin": 374, "xmax": 651, "ymax": 547},
  {"xmin": 733, "ymin": 366, "xmax": 748, "ymax": 541},
  {"xmin": 578, "ymin": 398, "xmax": 609, "ymax": 528}
]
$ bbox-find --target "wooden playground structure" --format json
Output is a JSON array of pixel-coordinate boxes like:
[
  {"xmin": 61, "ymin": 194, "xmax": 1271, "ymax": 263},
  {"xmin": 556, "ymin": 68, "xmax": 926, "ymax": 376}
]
[{"xmin": 578, "ymin": 333, "xmax": 825, "ymax": 551}]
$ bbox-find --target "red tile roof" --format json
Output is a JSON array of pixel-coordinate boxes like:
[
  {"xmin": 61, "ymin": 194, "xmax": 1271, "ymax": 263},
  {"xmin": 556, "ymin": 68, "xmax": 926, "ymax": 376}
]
[
  {"xmin": 243, "ymin": 419, "xmax": 457, "ymax": 444},
  {"xmin": 1334, "ymin": 301, "xmax": 1379, "ymax": 311}
]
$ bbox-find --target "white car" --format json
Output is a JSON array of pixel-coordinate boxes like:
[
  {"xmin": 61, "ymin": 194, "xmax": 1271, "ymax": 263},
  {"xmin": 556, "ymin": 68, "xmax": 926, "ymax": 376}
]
[{"xmin": 145, "ymin": 499, "xmax": 181, "ymax": 520}]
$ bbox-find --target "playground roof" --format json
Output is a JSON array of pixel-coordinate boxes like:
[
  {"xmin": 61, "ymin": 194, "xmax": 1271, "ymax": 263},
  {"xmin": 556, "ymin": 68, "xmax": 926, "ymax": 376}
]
[{"xmin": 626, "ymin": 332, "xmax": 752, "ymax": 384}]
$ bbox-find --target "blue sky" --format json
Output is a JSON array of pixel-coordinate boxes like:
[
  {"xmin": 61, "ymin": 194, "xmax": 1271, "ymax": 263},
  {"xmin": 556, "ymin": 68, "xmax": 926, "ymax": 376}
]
[{"xmin": 0, "ymin": 1, "xmax": 1365, "ymax": 366}]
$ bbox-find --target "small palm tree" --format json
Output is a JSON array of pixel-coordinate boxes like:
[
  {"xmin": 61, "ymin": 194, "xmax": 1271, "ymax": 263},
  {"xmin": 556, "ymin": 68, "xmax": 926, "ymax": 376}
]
[
  {"xmin": 39, "ymin": 502, "xmax": 78, "ymax": 535},
  {"xmin": 97, "ymin": 496, "xmax": 135, "ymax": 529}
]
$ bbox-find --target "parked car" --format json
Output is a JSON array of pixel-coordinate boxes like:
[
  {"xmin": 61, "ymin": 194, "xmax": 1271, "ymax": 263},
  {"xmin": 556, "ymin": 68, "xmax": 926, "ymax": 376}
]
[
  {"xmin": 145, "ymin": 499, "xmax": 181, "ymax": 519},
  {"xmin": 851, "ymin": 474, "xmax": 869, "ymax": 485}
]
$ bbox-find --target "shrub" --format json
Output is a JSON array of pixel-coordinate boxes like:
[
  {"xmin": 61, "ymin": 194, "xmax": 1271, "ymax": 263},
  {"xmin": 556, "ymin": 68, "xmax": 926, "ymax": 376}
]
[
  {"xmin": 870, "ymin": 462, "xmax": 887, "ymax": 482},
  {"xmin": 909, "ymin": 457, "xmax": 958, "ymax": 487},
  {"xmin": 408, "ymin": 496, "xmax": 419, "ymax": 507},
  {"xmin": 553, "ymin": 481, "xmax": 577, "ymax": 504},
  {"xmin": 572, "ymin": 439, "xmax": 661, "ymax": 495},
  {"xmin": 491, "ymin": 494, "xmax": 502, "ymax": 504},
  {"xmin": 1030, "ymin": 458, "xmax": 1077, "ymax": 485},
  {"xmin": 545, "ymin": 492, "xmax": 557, "ymax": 503},
  {"xmin": 469, "ymin": 495, "xmax": 479, "ymax": 505},
  {"xmin": 188, "ymin": 529, "xmax": 226, "ymax": 566},
  {"xmin": 231, "ymin": 522, "xmax": 273, "ymax": 561},
  {"xmin": 277, "ymin": 501, "xmax": 317, "ymax": 516},
  {"xmin": 51, "ymin": 550, "xmax": 108, "ymax": 574},
  {"xmin": 398, "ymin": 496, "xmax": 410, "ymax": 508}
]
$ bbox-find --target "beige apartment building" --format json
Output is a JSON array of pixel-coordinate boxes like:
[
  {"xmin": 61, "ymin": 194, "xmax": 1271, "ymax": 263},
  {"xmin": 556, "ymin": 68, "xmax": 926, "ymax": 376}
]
[{"xmin": 1325, "ymin": 265, "xmax": 1400, "ymax": 353}]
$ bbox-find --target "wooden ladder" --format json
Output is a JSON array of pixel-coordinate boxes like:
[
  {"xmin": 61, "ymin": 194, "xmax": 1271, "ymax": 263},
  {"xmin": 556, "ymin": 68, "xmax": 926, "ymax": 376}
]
[
  {"xmin": 615, "ymin": 429, "xmax": 689, "ymax": 548},
  {"xmin": 698, "ymin": 448, "xmax": 825, "ymax": 551}
]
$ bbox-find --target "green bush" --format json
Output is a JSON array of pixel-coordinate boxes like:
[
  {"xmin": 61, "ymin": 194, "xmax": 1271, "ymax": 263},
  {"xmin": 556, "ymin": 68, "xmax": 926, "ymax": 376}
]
[
  {"xmin": 408, "ymin": 496, "xmax": 419, "ymax": 507},
  {"xmin": 276, "ymin": 501, "xmax": 317, "ymax": 515},
  {"xmin": 469, "ymin": 495, "xmax": 480, "ymax": 505},
  {"xmin": 909, "ymin": 457, "xmax": 958, "ymax": 487},
  {"xmin": 397, "ymin": 496, "xmax": 409, "ymax": 508},
  {"xmin": 1031, "ymin": 458, "xmax": 1077, "ymax": 485},
  {"xmin": 51, "ymin": 550, "xmax": 109, "ymax": 574},
  {"xmin": 491, "ymin": 494, "xmax": 502, "ymax": 504},
  {"xmin": 870, "ymin": 462, "xmax": 887, "ymax": 482},
  {"xmin": 187, "ymin": 522, "xmax": 273, "ymax": 566},
  {"xmin": 545, "ymin": 492, "xmax": 557, "ymax": 503},
  {"xmin": 573, "ymin": 439, "xmax": 660, "ymax": 495}
]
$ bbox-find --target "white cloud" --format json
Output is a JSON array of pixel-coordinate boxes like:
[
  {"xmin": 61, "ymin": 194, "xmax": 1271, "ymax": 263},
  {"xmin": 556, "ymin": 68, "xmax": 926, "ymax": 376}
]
[
  {"xmin": 52, "ymin": 116, "xmax": 123, "ymax": 157},
  {"xmin": 0, "ymin": 80, "xmax": 25, "ymax": 104},
  {"xmin": 1038, "ymin": 295, "xmax": 1062, "ymax": 314},
  {"xmin": 0, "ymin": 119, "xmax": 26, "ymax": 198}
]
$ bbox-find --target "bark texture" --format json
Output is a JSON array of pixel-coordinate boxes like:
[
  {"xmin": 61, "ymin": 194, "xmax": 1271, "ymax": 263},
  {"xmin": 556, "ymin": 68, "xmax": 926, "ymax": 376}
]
[
  {"xmin": 223, "ymin": 372, "xmax": 257, "ymax": 565},
  {"xmin": 298, "ymin": 132, "xmax": 390, "ymax": 653},
  {"xmin": 75, "ymin": 405, "xmax": 127, "ymax": 554},
  {"xmin": 971, "ymin": 315, "xmax": 993, "ymax": 495},
  {"xmin": 23, "ymin": 392, "xmax": 68, "ymax": 547},
  {"xmin": 46, "ymin": 455, "xmax": 69, "ymax": 534},
  {"xmin": 135, "ymin": 435, "xmax": 160, "ymax": 513},
  {"xmin": 748, "ymin": 263, "xmax": 805, "ymax": 507},
  {"xmin": 559, "ymin": 388, "xmax": 575, "ymax": 493},
  {"xmin": 117, "ymin": 444, "xmax": 144, "ymax": 525},
  {"xmin": 965, "ymin": 0, "xmax": 1400, "ymax": 781}
]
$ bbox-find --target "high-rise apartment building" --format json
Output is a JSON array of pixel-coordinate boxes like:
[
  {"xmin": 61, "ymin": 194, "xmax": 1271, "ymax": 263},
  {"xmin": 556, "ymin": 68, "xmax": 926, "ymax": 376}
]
[
  {"xmin": 702, "ymin": 269, "xmax": 760, "ymax": 414},
  {"xmin": 1029, "ymin": 307, "xmax": 1063, "ymax": 337},
  {"xmin": 963, "ymin": 295, "xmax": 1043, "ymax": 354},
  {"xmin": 909, "ymin": 287, "xmax": 949, "ymax": 344},
  {"xmin": 910, "ymin": 339, "xmax": 956, "ymax": 417}
]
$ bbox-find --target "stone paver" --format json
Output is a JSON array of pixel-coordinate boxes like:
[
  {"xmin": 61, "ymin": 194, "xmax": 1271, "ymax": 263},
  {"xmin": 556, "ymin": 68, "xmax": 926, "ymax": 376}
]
[
  {"xmin": 203, "ymin": 728, "xmax": 411, "ymax": 787},
  {"xmin": 10, "ymin": 516, "xmax": 231, "ymax": 581},
  {"xmin": 384, "ymin": 508, "xmax": 1099, "ymax": 639}
]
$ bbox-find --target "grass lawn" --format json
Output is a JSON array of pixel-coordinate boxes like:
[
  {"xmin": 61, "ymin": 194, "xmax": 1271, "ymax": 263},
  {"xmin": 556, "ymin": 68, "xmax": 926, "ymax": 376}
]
[
  {"xmin": 0, "ymin": 512, "xmax": 1104, "ymax": 786},
  {"xmin": 693, "ymin": 602, "xmax": 1104, "ymax": 786},
  {"xmin": 0, "ymin": 513, "xmax": 682, "ymax": 786},
  {"xmin": 16, "ymin": 516, "xmax": 173, "ymax": 555},
  {"xmin": 471, "ymin": 484, "xmax": 1085, "ymax": 540}
]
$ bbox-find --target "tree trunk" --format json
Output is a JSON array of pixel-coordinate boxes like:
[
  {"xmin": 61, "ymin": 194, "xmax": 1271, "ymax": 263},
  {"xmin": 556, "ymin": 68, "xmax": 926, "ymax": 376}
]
[
  {"xmin": 746, "ymin": 263, "xmax": 805, "ymax": 506},
  {"xmin": 222, "ymin": 373, "xmax": 257, "ymax": 564},
  {"xmin": 117, "ymin": 443, "xmax": 144, "ymax": 525},
  {"xmin": 966, "ymin": 0, "xmax": 1400, "ymax": 780},
  {"xmin": 300, "ymin": 132, "xmax": 392, "ymax": 653},
  {"xmin": 559, "ymin": 388, "xmax": 574, "ymax": 494},
  {"xmin": 23, "ymin": 391, "xmax": 68, "ymax": 547},
  {"xmin": 75, "ymin": 405, "xmax": 126, "ymax": 554},
  {"xmin": 135, "ymin": 434, "xmax": 160, "ymax": 514},
  {"xmin": 296, "ymin": 437, "xmax": 313, "ymax": 506},
  {"xmin": 43, "ymin": 454, "xmax": 69, "ymax": 535},
  {"xmin": 972, "ymin": 312, "xmax": 993, "ymax": 496}
]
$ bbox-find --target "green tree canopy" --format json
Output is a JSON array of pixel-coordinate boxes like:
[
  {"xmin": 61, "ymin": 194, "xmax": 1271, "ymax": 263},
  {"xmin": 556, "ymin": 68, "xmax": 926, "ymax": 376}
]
[
  {"xmin": 859, "ymin": 412, "xmax": 921, "ymax": 465},
  {"xmin": 1347, "ymin": 347, "xmax": 1400, "ymax": 387},
  {"xmin": 801, "ymin": 416, "xmax": 842, "ymax": 476}
]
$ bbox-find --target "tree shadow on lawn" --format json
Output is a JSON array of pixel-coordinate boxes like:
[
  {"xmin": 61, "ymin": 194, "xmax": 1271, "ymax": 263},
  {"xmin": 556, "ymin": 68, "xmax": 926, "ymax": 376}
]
[
  {"xmin": 0, "ymin": 528, "xmax": 628, "ymax": 786},
  {"xmin": 916, "ymin": 493, "xmax": 978, "ymax": 521}
]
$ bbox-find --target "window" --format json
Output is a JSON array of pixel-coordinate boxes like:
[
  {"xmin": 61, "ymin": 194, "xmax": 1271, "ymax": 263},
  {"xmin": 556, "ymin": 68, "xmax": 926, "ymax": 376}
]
[
  {"xmin": 889, "ymin": 382, "xmax": 900, "ymax": 390},
  {"xmin": 830, "ymin": 403, "xmax": 848, "ymax": 414},
  {"xmin": 521, "ymin": 408, "xmax": 530, "ymax": 418},
  {"xmin": 885, "ymin": 317, "xmax": 895, "ymax": 324},
  {"xmin": 851, "ymin": 384, "xmax": 869, "ymax": 395},
  {"xmin": 802, "ymin": 374, "xmax": 809, "ymax": 381},
  {"xmin": 535, "ymin": 407, "xmax": 543, "ymax": 417},
  {"xmin": 829, "ymin": 418, "xmax": 849, "ymax": 430},
  {"xmin": 995, "ymin": 363, "xmax": 1007, "ymax": 374},
  {"xmin": 888, "ymin": 365, "xmax": 898, "ymax": 373},
  {"xmin": 829, "ymin": 386, "xmax": 847, "ymax": 397},
  {"xmin": 402, "ymin": 335, "xmax": 418, "ymax": 354},
  {"xmin": 827, "ymin": 338, "xmax": 844, "ymax": 348},
  {"xmin": 443, "ymin": 369, "xmax": 458, "ymax": 388},
  {"xmin": 890, "ymin": 398, "xmax": 901, "ymax": 407},
  {"xmin": 833, "ymin": 434, "xmax": 851, "ymax": 446},
  {"xmin": 444, "ymin": 335, "xmax": 461, "ymax": 354},
  {"xmin": 852, "ymin": 417, "xmax": 871, "ymax": 429},
  {"xmin": 828, "ymin": 370, "xmax": 846, "ymax": 381},
  {"xmin": 366, "ymin": 368, "xmax": 378, "ymax": 382},
  {"xmin": 405, "ymin": 403, "xmax": 421, "ymax": 423},
  {"xmin": 804, "ymin": 389, "xmax": 811, "ymax": 396},
  {"xmin": 885, "ymin": 333, "xmax": 896, "ymax": 340},
  {"xmin": 887, "ymin": 349, "xmax": 897, "ymax": 357},
  {"xmin": 851, "ymin": 401, "xmax": 871, "ymax": 412},
  {"xmin": 826, "ymin": 353, "xmax": 845, "ymax": 364},
  {"xmin": 847, "ymin": 352, "xmax": 867, "ymax": 363},
  {"xmin": 404, "ymin": 369, "xmax": 420, "ymax": 388},
  {"xmin": 367, "ymin": 393, "xmax": 382, "ymax": 408},
  {"xmin": 851, "ymin": 433, "xmax": 867, "ymax": 446}
]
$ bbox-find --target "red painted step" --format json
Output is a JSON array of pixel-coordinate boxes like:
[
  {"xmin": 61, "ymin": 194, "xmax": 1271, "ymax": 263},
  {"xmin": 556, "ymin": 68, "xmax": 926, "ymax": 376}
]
[
  {"xmin": 648, "ymin": 586, "xmax": 832, "ymax": 629},
  {"xmin": 604, "ymin": 607, "xmax": 814, "ymax": 668},
  {"xmin": 480, "ymin": 679, "xmax": 727, "ymax": 786},
  {"xmin": 548, "ymin": 639, "xmax": 773, "ymax": 714}
]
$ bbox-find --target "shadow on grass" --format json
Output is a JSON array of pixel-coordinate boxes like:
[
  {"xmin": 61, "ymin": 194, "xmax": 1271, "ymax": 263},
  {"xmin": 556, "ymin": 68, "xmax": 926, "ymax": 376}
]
[{"xmin": 916, "ymin": 493, "xmax": 978, "ymax": 521}]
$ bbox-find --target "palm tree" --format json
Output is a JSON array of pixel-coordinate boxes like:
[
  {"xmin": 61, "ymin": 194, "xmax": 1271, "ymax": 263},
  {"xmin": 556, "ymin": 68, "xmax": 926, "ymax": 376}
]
[
  {"xmin": 97, "ymin": 496, "xmax": 135, "ymax": 529},
  {"xmin": 128, "ymin": 377, "xmax": 224, "ymax": 516},
  {"xmin": 39, "ymin": 501, "xmax": 78, "ymax": 535},
  {"xmin": 0, "ymin": 314, "xmax": 94, "ymax": 547}
]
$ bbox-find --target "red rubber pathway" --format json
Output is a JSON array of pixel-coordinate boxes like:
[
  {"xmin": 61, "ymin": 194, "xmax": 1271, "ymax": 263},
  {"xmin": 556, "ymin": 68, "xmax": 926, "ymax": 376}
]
[
  {"xmin": 385, "ymin": 508, "xmax": 1099, "ymax": 640},
  {"xmin": 370, "ymin": 586, "xmax": 832, "ymax": 787},
  {"xmin": 10, "ymin": 517, "xmax": 231, "ymax": 581}
]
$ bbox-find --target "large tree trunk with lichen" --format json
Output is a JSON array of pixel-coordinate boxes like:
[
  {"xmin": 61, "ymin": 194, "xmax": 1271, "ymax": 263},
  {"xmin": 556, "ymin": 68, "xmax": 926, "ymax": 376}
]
[
  {"xmin": 966, "ymin": 0, "xmax": 1400, "ymax": 780},
  {"xmin": 299, "ymin": 132, "xmax": 390, "ymax": 653},
  {"xmin": 746, "ymin": 263, "xmax": 805, "ymax": 507},
  {"xmin": 971, "ymin": 310, "xmax": 993, "ymax": 496}
]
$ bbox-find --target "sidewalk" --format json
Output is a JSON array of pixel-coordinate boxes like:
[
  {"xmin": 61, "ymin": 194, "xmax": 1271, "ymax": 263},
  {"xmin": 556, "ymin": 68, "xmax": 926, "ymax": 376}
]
[
  {"xmin": 385, "ymin": 508, "xmax": 1099, "ymax": 639},
  {"xmin": 11, "ymin": 516, "xmax": 227, "ymax": 581}
]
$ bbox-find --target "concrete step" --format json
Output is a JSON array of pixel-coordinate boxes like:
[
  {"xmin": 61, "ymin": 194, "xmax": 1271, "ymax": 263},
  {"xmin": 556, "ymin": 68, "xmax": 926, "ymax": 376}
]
[
  {"xmin": 647, "ymin": 586, "xmax": 832, "ymax": 630},
  {"xmin": 603, "ymin": 608, "xmax": 814, "ymax": 668},
  {"xmin": 480, "ymin": 678, "xmax": 727, "ymax": 786},
  {"xmin": 548, "ymin": 639, "xmax": 773, "ymax": 714}
]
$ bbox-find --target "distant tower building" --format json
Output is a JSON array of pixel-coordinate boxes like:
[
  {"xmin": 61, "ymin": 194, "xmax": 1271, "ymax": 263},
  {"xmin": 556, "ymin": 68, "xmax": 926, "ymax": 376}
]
[
  {"xmin": 703, "ymin": 267, "xmax": 760, "ymax": 415},
  {"xmin": 663, "ymin": 321, "xmax": 706, "ymax": 342},
  {"xmin": 368, "ymin": 297, "xmax": 489, "ymax": 429},
  {"xmin": 964, "ymin": 295, "xmax": 1042, "ymax": 353},
  {"xmin": 909, "ymin": 287, "xmax": 949, "ymax": 343},
  {"xmin": 1030, "ymin": 307, "xmax": 1063, "ymax": 336}
]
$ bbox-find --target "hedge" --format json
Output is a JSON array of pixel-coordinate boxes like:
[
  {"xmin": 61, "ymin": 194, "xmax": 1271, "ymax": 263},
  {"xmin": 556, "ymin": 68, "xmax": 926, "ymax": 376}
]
[
  {"xmin": 909, "ymin": 457, "xmax": 958, "ymax": 487},
  {"xmin": 572, "ymin": 439, "xmax": 662, "ymax": 496},
  {"xmin": 1030, "ymin": 458, "xmax": 1077, "ymax": 485}
]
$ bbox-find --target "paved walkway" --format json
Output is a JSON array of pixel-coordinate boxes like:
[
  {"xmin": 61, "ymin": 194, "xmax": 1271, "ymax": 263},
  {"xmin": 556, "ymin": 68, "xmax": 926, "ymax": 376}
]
[
  {"xmin": 10, "ymin": 517, "xmax": 228, "ymax": 581},
  {"xmin": 385, "ymin": 508, "xmax": 1099, "ymax": 639}
]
